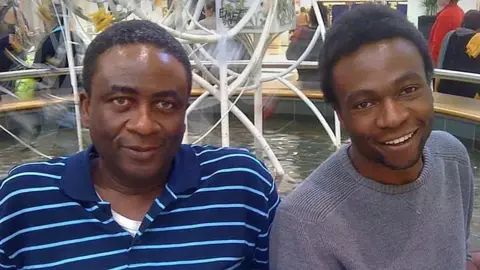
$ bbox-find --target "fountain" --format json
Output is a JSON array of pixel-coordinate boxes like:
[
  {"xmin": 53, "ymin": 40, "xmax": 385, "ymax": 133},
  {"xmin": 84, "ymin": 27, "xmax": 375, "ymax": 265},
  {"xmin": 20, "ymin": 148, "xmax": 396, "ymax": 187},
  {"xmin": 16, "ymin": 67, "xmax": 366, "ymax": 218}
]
[{"xmin": 0, "ymin": 0, "xmax": 342, "ymax": 184}]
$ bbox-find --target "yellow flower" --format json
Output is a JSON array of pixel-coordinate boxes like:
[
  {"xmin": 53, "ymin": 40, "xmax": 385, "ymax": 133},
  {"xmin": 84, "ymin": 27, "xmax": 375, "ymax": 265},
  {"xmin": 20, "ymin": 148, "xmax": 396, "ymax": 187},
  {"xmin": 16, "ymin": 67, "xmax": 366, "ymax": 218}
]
[
  {"xmin": 465, "ymin": 33, "xmax": 480, "ymax": 59},
  {"xmin": 37, "ymin": 3, "xmax": 53, "ymax": 22},
  {"xmin": 89, "ymin": 8, "xmax": 113, "ymax": 33}
]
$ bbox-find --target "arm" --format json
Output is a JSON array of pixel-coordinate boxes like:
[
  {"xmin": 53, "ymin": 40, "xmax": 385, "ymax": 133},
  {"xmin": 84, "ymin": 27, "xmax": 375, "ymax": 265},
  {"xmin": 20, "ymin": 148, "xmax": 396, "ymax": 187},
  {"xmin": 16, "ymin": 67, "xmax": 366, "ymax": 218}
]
[
  {"xmin": 269, "ymin": 205, "xmax": 342, "ymax": 270},
  {"xmin": 0, "ymin": 177, "xmax": 15, "ymax": 269},
  {"xmin": 0, "ymin": 250, "xmax": 15, "ymax": 269},
  {"xmin": 465, "ymin": 180, "xmax": 478, "ymax": 270},
  {"xmin": 429, "ymin": 15, "xmax": 458, "ymax": 66},
  {"xmin": 252, "ymin": 179, "xmax": 280, "ymax": 270},
  {"xmin": 465, "ymin": 154, "xmax": 477, "ymax": 270},
  {"xmin": 467, "ymin": 261, "xmax": 478, "ymax": 270},
  {"xmin": 437, "ymin": 30, "xmax": 454, "ymax": 69}
]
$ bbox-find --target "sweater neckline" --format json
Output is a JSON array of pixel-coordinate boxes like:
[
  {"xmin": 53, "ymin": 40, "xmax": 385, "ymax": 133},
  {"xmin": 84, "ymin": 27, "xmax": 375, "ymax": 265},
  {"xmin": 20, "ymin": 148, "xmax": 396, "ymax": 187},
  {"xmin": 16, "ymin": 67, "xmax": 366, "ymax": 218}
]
[{"xmin": 340, "ymin": 144, "xmax": 434, "ymax": 195}]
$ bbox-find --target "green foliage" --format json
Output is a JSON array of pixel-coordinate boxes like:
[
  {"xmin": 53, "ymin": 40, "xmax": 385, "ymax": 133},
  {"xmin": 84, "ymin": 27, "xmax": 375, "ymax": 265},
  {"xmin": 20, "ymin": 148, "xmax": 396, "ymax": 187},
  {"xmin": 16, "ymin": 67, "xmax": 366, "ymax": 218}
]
[{"xmin": 421, "ymin": 0, "xmax": 438, "ymax": 16}]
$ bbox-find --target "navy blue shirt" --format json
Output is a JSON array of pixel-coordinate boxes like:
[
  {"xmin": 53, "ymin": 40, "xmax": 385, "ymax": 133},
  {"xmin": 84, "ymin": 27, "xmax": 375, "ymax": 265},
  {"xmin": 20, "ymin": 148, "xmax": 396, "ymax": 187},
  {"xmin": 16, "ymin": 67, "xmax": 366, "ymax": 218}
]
[{"xmin": 0, "ymin": 144, "xmax": 279, "ymax": 269}]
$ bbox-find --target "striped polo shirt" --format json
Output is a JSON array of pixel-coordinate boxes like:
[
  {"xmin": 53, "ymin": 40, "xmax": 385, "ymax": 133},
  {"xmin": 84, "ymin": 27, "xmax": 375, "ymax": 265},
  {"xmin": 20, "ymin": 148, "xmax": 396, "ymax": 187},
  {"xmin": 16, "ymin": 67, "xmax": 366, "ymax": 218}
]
[{"xmin": 0, "ymin": 144, "xmax": 279, "ymax": 269}]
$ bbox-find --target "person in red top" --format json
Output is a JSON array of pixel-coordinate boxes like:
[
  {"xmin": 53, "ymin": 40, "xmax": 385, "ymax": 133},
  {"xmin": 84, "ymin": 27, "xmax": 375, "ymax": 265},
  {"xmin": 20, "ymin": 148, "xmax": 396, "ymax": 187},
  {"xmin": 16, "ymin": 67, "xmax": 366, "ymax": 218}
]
[{"xmin": 429, "ymin": 0, "xmax": 464, "ymax": 66}]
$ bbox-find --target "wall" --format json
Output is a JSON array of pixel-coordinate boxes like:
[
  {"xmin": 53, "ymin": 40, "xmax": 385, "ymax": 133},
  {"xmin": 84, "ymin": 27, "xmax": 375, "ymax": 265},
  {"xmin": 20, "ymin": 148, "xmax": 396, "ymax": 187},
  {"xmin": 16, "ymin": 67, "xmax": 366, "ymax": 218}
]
[
  {"xmin": 407, "ymin": 0, "xmax": 480, "ymax": 27},
  {"xmin": 458, "ymin": 0, "xmax": 480, "ymax": 11}
]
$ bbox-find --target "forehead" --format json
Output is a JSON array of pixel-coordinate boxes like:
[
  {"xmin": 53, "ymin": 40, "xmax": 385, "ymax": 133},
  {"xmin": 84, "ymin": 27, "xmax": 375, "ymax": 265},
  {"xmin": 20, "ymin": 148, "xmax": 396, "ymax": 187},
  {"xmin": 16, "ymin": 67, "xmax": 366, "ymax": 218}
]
[
  {"xmin": 332, "ymin": 38, "xmax": 426, "ymax": 98},
  {"xmin": 92, "ymin": 44, "xmax": 189, "ymax": 97}
]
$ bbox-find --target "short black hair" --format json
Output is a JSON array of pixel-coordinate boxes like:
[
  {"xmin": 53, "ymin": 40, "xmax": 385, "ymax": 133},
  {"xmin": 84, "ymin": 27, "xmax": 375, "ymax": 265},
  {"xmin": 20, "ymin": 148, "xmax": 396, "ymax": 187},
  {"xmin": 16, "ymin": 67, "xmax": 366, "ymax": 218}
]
[
  {"xmin": 83, "ymin": 20, "xmax": 192, "ymax": 95},
  {"xmin": 318, "ymin": 4, "xmax": 434, "ymax": 106},
  {"xmin": 206, "ymin": 1, "xmax": 215, "ymax": 11},
  {"xmin": 462, "ymin": 10, "xmax": 480, "ymax": 30}
]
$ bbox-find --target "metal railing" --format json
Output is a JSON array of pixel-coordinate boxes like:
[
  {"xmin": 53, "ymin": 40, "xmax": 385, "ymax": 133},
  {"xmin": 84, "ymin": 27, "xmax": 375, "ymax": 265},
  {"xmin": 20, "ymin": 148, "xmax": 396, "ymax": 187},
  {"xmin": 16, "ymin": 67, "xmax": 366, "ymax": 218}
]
[{"xmin": 1, "ymin": 62, "xmax": 479, "ymax": 84}]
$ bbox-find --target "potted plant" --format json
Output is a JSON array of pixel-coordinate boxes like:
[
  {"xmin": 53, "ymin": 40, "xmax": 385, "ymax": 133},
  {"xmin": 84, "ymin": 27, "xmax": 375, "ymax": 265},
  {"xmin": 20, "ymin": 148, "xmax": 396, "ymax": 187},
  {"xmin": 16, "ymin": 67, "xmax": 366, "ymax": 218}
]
[{"xmin": 418, "ymin": 0, "xmax": 438, "ymax": 40}]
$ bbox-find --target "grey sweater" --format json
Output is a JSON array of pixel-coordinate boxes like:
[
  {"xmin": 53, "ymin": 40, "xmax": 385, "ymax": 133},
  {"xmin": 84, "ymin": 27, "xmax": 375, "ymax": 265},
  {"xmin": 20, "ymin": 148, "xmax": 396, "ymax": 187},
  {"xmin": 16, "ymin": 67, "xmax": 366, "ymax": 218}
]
[{"xmin": 270, "ymin": 131, "xmax": 474, "ymax": 269}]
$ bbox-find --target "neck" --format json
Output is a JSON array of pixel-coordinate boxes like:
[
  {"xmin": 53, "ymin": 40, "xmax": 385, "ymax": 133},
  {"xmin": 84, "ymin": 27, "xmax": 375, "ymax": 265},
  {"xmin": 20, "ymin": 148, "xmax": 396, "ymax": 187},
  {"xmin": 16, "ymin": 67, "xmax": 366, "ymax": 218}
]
[
  {"xmin": 92, "ymin": 158, "xmax": 168, "ymax": 220},
  {"xmin": 92, "ymin": 158, "xmax": 167, "ymax": 196},
  {"xmin": 348, "ymin": 145, "xmax": 424, "ymax": 186}
]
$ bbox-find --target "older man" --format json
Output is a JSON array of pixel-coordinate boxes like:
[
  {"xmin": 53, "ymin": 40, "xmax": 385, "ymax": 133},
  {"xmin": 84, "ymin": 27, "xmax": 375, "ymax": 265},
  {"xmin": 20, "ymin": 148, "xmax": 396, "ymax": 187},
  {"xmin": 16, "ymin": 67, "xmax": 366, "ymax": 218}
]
[{"xmin": 0, "ymin": 20, "xmax": 278, "ymax": 269}]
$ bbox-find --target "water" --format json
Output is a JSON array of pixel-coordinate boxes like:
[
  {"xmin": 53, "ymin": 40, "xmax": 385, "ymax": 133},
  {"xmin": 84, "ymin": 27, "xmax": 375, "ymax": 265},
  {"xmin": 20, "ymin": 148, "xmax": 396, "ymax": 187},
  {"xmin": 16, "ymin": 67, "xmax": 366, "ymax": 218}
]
[{"xmin": 0, "ymin": 115, "xmax": 479, "ymax": 246}]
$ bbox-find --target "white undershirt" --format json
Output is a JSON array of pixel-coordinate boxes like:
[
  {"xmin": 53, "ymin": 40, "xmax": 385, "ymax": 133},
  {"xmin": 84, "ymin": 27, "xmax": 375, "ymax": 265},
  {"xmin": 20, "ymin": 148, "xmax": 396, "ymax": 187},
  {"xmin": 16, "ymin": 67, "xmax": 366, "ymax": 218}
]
[
  {"xmin": 95, "ymin": 191, "xmax": 142, "ymax": 237},
  {"xmin": 111, "ymin": 210, "xmax": 142, "ymax": 237}
]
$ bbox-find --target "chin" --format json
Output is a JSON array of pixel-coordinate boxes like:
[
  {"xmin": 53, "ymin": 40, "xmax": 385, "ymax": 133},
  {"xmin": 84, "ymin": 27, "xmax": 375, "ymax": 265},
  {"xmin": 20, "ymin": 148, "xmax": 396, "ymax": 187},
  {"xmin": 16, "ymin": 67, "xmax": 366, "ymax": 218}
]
[
  {"xmin": 379, "ymin": 149, "xmax": 422, "ymax": 171},
  {"xmin": 381, "ymin": 157, "xmax": 422, "ymax": 171},
  {"xmin": 121, "ymin": 162, "xmax": 163, "ymax": 179},
  {"xmin": 125, "ymin": 170, "xmax": 163, "ymax": 185}
]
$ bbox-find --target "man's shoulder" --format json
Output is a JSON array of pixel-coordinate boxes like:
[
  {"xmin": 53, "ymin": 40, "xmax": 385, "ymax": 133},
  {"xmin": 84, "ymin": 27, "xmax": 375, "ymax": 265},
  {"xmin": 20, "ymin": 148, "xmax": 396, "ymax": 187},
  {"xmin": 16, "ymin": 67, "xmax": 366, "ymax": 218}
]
[
  {"xmin": 189, "ymin": 144, "xmax": 267, "ymax": 170},
  {"xmin": 188, "ymin": 144, "xmax": 275, "ymax": 191},
  {"xmin": 0, "ymin": 156, "xmax": 68, "ymax": 196},
  {"xmin": 280, "ymin": 148, "xmax": 359, "ymax": 222},
  {"xmin": 426, "ymin": 130, "xmax": 470, "ymax": 165},
  {"xmin": 441, "ymin": 5, "xmax": 464, "ymax": 17}
]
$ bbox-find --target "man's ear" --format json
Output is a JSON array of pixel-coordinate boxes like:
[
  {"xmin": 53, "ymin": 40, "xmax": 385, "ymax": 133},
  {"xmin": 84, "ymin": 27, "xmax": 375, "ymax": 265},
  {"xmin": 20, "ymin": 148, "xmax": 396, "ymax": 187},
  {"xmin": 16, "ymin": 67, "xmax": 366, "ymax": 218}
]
[{"xmin": 79, "ymin": 91, "xmax": 91, "ymax": 129}]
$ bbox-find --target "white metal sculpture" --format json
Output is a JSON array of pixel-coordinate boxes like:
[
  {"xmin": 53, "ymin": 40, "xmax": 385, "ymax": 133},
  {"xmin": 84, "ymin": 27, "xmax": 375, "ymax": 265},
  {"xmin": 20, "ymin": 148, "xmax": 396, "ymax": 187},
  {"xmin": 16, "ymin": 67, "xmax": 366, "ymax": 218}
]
[{"xmin": 1, "ymin": 0, "xmax": 343, "ymax": 182}]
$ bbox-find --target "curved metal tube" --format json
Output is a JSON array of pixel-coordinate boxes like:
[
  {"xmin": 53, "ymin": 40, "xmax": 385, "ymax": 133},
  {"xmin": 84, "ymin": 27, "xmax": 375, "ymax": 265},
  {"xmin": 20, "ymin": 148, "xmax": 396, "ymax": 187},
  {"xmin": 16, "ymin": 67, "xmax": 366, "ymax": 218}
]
[
  {"xmin": 131, "ymin": 0, "xmax": 262, "ymax": 43},
  {"xmin": 192, "ymin": 72, "xmax": 285, "ymax": 177},
  {"xmin": 262, "ymin": 0, "xmax": 325, "ymax": 82}
]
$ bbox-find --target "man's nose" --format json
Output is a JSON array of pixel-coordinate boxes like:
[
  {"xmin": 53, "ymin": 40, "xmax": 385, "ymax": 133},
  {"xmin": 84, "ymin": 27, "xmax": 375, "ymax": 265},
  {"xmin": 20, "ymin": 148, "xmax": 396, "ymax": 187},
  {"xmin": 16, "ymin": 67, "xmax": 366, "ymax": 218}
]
[
  {"xmin": 376, "ymin": 98, "xmax": 409, "ymax": 129},
  {"xmin": 126, "ymin": 104, "xmax": 161, "ymax": 135}
]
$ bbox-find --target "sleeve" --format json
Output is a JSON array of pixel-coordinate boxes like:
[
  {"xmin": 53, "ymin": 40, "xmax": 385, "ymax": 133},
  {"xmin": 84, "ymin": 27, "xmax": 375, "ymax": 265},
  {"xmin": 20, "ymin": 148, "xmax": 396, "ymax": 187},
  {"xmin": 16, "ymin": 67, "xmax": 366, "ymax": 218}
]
[
  {"xmin": 269, "ymin": 206, "xmax": 342, "ymax": 270},
  {"xmin": 0, "ymin": 250, "xmax": 15, "ymax": 269},
  {"xmin": 465, "ymin": 158, "xmax": 475, "ymax": 263},
  {"xmin": 429, "ymin": 15, "xmax": 459, "ymax": 66},
  {"xmin": 252, "ymin": 178, "xmax": 280, "ymax": 270},
  {"xmin": 0, "ymin": 176, "xmax": 15, "ymax": 269},
  {"xmin": 437, "ymin": 30, "xmax": 454, "ymax": 69},
  {"xmin": 33, "ymin": 35, "xmax": 55, "ymax": 64}
]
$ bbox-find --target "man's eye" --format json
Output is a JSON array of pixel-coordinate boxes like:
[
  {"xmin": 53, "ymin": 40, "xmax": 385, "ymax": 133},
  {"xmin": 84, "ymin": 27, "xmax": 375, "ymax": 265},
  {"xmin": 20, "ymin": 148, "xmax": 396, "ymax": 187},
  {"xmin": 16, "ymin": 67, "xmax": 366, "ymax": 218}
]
[
  {"xmin": 156, "ymin": 101, "xmax": 174, "ymax": 110},
  {"xmin": 355, "ymin": 101, "xmax": 373, "ymax": 109},
  {"xmin": 400, "ymin": 86, "xmax": 418, "ymax": 95},
  {"xmin": 112, "ymin": 97, "xmax": 130, "ymax": 106}
]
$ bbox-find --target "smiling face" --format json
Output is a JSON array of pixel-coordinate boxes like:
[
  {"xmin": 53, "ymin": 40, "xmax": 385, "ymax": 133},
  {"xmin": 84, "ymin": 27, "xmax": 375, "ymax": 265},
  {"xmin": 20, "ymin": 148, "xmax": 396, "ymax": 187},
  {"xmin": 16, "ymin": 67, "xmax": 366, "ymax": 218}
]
[
  {"xmin": 80, "ymin": 44, "xmax": 189, "ymax": 183},
  {"xmin": 332, "ymin": 38, "xmax": 434, "ymax": 174}
]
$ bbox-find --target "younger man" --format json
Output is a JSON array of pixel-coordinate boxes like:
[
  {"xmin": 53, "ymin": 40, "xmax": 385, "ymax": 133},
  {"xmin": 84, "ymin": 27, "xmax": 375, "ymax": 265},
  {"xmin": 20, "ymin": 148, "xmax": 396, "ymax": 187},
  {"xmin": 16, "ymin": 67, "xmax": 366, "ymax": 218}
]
[{"xmin": 270, "ymin": 4, "xmax": 476, "ymax": 269}]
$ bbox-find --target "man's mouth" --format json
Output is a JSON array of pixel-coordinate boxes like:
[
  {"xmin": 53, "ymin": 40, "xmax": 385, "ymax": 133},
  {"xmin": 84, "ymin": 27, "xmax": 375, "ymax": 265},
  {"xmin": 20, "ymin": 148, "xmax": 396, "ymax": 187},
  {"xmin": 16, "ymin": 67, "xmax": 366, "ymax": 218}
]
[
  {"xmin": 122, "ymin": 145, "xmax": 161, "ymax": 160},
  {"xmin": 381, "ymin": 130, "xmax": 418, "ymax": 146},
  {"xmin": 124, "ymin": 145, "xmax": 159, "ymax": 152}
]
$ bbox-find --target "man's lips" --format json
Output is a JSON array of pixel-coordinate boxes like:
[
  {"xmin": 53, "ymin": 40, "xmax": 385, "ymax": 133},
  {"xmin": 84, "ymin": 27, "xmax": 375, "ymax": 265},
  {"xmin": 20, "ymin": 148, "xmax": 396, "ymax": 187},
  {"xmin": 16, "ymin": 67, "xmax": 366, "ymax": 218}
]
[
  {"xmin": 379, "ymin": 129, "xmax": 419, "ymax": 145},
  {"xmin": 122, "ymin": 145, "xmax": 161, "ymax": 160},
  {"xmin": 123, "ymin": 145, "xmax": 160, "ymax": 152}
]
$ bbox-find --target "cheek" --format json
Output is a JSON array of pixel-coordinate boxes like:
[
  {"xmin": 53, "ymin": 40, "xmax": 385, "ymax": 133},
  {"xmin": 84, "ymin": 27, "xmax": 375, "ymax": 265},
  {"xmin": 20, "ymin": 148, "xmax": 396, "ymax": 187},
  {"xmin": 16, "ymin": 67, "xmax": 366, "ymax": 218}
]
[
  {"xmin": 161, "ymin": 113, "xmax": 186, "ymax": 135},
  {"xmin": 344, "ymin": 113, "xmax": 376, "ymax": 136},
  {"xmin": 407, "ymin": 96, "xmax": 434, "ymax": 120},
  {"xmin": 90, "ymin": 108, "xmax": 125, "ymax": 139}
]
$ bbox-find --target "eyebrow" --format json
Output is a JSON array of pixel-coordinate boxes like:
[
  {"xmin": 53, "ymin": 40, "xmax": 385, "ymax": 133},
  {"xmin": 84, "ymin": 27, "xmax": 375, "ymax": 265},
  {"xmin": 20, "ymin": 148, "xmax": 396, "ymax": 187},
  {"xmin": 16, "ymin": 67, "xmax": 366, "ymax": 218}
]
[
  {"xmin": 110, "ymin": 85, "xmax": 182, "ymax": 100},
  {"xmin": 344, "ymin": 71, "xmax": 424, "ymax": 104},
  {"xmin": 393, "ymin": 71, "xmax": 424, "ymax": 85},
  {"xmin": 110, "ymin": 85, "xmax": 138, "ymax": 94},
  {"xmin": 345, "ymin": 89, "xmax": 378, "ymax": 105}
]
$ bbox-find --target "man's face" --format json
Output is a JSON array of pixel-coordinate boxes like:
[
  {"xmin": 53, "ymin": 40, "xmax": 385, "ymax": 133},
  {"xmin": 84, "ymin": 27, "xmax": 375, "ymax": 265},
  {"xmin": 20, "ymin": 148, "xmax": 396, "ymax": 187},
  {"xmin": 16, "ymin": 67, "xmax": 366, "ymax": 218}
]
[
  {"xmin": 437, "ymin": 0, "xmax": 450, "ymax": 8},
  {"xmin": 80, "ymin": 44, "xmax": 189, "ymax": 182},
  {"xmin": 332, "ymin": 38, "xmax": 434, "ymax": 171},
  {"xmin": 205, "ymin": 7, "xmax": 214, "ymax": 17}
]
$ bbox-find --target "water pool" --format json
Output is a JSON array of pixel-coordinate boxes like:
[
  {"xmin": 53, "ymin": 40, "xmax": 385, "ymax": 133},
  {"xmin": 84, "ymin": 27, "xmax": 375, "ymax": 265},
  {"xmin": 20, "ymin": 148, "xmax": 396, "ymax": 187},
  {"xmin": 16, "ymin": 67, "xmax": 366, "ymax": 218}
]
[{"xmin": 0, "ymin": 116, "xmax": 479, "ymax": 246}]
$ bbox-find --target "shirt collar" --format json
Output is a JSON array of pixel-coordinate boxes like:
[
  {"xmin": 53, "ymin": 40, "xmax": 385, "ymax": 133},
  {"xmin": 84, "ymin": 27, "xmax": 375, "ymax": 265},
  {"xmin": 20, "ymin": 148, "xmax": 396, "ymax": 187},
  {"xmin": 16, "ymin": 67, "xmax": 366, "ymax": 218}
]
[{"xmin": 59, "ymin": 144, "xmax": 201, "ymax": 202}]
